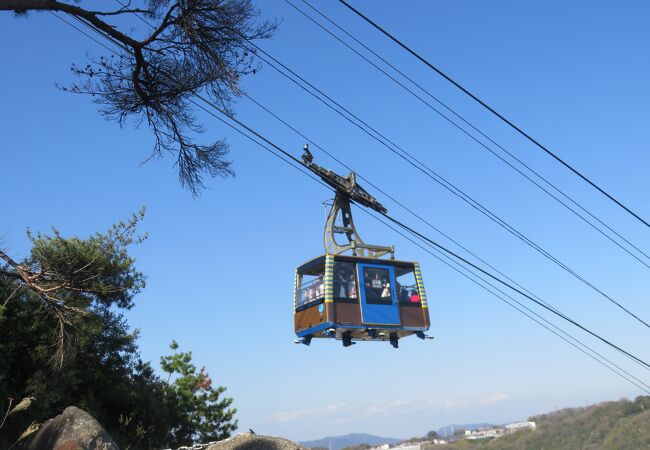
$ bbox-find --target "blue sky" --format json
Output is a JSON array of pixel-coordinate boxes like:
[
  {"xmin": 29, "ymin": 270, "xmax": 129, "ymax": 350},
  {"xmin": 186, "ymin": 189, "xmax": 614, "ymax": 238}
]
[{"xmin": 2, "ymin": 0, "xmax": 650, "ymax": 441}]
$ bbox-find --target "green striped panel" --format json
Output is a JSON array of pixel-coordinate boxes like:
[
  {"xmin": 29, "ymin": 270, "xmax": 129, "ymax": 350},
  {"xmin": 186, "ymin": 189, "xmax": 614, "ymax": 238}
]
[
  {"xmin": 324, "ymin": 254, "xmax": 334, "ymax": 303},
  {"xmin": 293, "ymin": 269, "xmax": 299, "ymax": 312},
  {"xmin": 414, "ymin": 263, "xmax": 428, "ymax": 308}
]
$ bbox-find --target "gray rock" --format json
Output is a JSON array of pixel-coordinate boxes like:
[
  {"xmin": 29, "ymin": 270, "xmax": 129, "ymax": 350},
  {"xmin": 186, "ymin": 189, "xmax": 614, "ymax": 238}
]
[
  {"xmin": 21, "ymin": 406, "xmax": 119, "ymax": 450},
  {"xmin": 206, "ymin": 432, "xmax": 306, "ymax": 450}
]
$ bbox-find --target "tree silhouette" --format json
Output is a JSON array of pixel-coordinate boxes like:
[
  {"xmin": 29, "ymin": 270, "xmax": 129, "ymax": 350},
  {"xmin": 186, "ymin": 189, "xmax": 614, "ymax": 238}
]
[{"xmin": 2, "ymin": 0, "xmax": 277, "ymax": 194}]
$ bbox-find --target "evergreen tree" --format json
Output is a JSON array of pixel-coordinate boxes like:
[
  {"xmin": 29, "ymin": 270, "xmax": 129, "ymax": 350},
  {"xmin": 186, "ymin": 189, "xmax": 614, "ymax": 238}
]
[
  {"xmin": 161, "ymin": 341, "xmax": 237, "ymax": 447},
  {"xmin": 0, "ymin": 215, "xmax": 236, "ymax": 449}
]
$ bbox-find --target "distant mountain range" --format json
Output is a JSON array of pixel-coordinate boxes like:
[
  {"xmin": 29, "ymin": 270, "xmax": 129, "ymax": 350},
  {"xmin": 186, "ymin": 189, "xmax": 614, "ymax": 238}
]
[
  {"xmin": 436, "ymin": 423, "xmax": 493, "ymax": 438},
  {"xmin": 300, "ymin": 433, "xmax": 402, "ymax": 450},
  {"xmin": 300, "ymin": 423, "xmax": 495, "ymax": 449},
  {"xmin": 299, "ymin": 424, "xmax": 496, "ymax": 449},
  {"xmin": 300, "ymin": 397, "xmax": 650, "ymax": 449}
]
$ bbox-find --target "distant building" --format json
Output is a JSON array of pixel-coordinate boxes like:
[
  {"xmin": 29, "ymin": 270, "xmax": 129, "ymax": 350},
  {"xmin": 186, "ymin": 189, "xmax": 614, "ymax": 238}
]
[
  {"xmin": 505, "ymin": 421, "xmax": 536, "ymax": 432},
  {"xmin": 464, "ymin": 428, "xmax": 504, "ymax": 440},
  {"xmin": 462, "ymin": 421, "xmax": 535, "ymax": 441}
]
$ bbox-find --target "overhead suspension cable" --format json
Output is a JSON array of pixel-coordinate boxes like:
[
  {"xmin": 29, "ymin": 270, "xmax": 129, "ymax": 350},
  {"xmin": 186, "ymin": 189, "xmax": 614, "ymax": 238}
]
[
  {"xmin": 223, "ymin": 90, "xmax": 650, "ymax": 379},
  {"xmin": 54, "ymin": 8, "xmax": 650, "ymax": 389},
  {"xmin": 203, "ymin": 98, "xmax": 650, "ymax": 370},
  {"xmin": 363, "ymin": 208, "xmax": 650, "ymax": 393},
  {"xmin": 245, "ymin": 42, "xmax": 650, "ymax": 330},
  {"xmin": 243, "ymin": 90, "xmax": 650, "ymax": 375},
  {"xmin": 381, "ymin": 210, "xmax": 650, "ymax": 370},
  {"xmin": 200, "ymin": 86, "xmax": 650, "ymax": 371},
  {"xmin": 244, "ymin": 91, "xmax": 561, "ymax": 314},
  {"xmin": 110, "ymin": 0, "xmax": 650, "ymax": 275},
  {"xmin": 198, "ymin": 91, "xmax": 650, "ymax": 376},
  {"xmin": 285, "ymin": 0, "xmax": 650, "ymax": 269},
  {"xmin": 337, "ymin": 0, "xmax": 650, "ymax": 231}
]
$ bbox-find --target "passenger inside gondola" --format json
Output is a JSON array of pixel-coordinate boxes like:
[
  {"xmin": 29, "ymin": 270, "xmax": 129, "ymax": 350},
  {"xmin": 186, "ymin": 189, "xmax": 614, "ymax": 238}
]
[
  {"xmin": 381, "ymin": 281, "xmax": 391, "ymax": 298},
  {"xmin": 398, "ymin": 284, "xmax": 410, "ymax": 302},
  {"xmin": 395, "ymin": 266, "xmax": 421, "ymax": 304},
  {"xmin": 363, "ymin": 268, "xmax": 391, "ymax": 303},
  {"xmin": 334, "ymin": 262, "xmax": 357, "ymax": 300},
  {"xmin": 300, "ymin": 273, "xmax": 325, "ymax": 306}
]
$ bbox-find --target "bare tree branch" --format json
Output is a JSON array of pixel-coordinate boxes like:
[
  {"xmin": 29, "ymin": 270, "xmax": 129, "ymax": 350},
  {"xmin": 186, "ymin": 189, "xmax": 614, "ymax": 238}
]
[
  {"xmin": 1, "ymin": 248, "xmax": 91, "ymax": 368},
  {"xmin": 0, "ymin": 211, "xmax": 146, "ymax": 367},
  {"xmin": 91, "ymin": 9, "xmax": 153, "ymax": 17},
  {"xmin": 2, "ymin": 0, "xmax": 278, "ymax": 194}
]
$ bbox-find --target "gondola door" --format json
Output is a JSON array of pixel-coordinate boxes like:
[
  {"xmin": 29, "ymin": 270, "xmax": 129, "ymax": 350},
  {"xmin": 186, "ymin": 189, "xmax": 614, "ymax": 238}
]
[{"xmin": 357, "ymin": 263, "xmax": 400, "ymax": 326}]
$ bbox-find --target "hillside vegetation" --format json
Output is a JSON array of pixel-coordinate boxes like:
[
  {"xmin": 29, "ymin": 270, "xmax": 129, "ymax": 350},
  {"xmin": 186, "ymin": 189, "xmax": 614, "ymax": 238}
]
[{"xmin": 439, "ymin": 396, "xmax": 650, "ymax": 450}]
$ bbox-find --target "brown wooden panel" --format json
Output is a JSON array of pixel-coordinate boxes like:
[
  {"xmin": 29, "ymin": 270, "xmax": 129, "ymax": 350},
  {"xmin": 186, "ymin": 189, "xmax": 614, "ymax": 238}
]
[
  {"xmin": 333, "ymin": 301, "xmax": 361, "ymax": 325},
  {"xmin": 423, "ymin": 307, "xmax": 430, "ymax": 327},
  {"xmin": 399, "ymin": 304, "xmax": 426, "ymax": 327},
  {"xmin": 325, "ymin": 302, "xmax": 335, "ymax": 322},
  {"xmin": 294, "ymin": 303, "xmax": 326, "ymax": 332}
]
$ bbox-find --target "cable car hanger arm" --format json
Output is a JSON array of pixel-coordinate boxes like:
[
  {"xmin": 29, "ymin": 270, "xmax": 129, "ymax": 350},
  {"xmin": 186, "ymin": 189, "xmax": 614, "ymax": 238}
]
[
  {"xmin": 301, "ymin": 145, "xmax": 394, "ymax": 258},
  {"xmin": 301, "ymin": 145, "xmax": 387, "ymax": 214}
]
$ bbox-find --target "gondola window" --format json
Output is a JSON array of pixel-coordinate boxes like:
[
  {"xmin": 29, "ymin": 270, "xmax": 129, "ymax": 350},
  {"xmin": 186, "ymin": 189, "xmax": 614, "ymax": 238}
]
[{"xmin": 361, "ymin": 266, "xmax": 393, "ymax": 305}]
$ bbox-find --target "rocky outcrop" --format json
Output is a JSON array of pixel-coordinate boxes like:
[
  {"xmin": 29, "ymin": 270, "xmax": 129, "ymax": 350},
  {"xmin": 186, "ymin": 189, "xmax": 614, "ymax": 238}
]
[
  {"xmin": 205, "ymin": 432, "xmax": 306, "ymax": 450},
  {"xmin": 18, "ymin": 407, "xmax": 303, "ymax": 450},
  {"xmin": 21, "ymin": 406, "xmax": 119, "ymax": 450}
]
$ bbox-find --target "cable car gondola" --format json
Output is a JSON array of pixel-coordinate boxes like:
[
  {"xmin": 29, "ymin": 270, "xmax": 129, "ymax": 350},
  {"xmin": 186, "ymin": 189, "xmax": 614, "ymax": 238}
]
[{"xmin": 294, "ymin": 146, "xmax": 432, "ymax": 348}]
